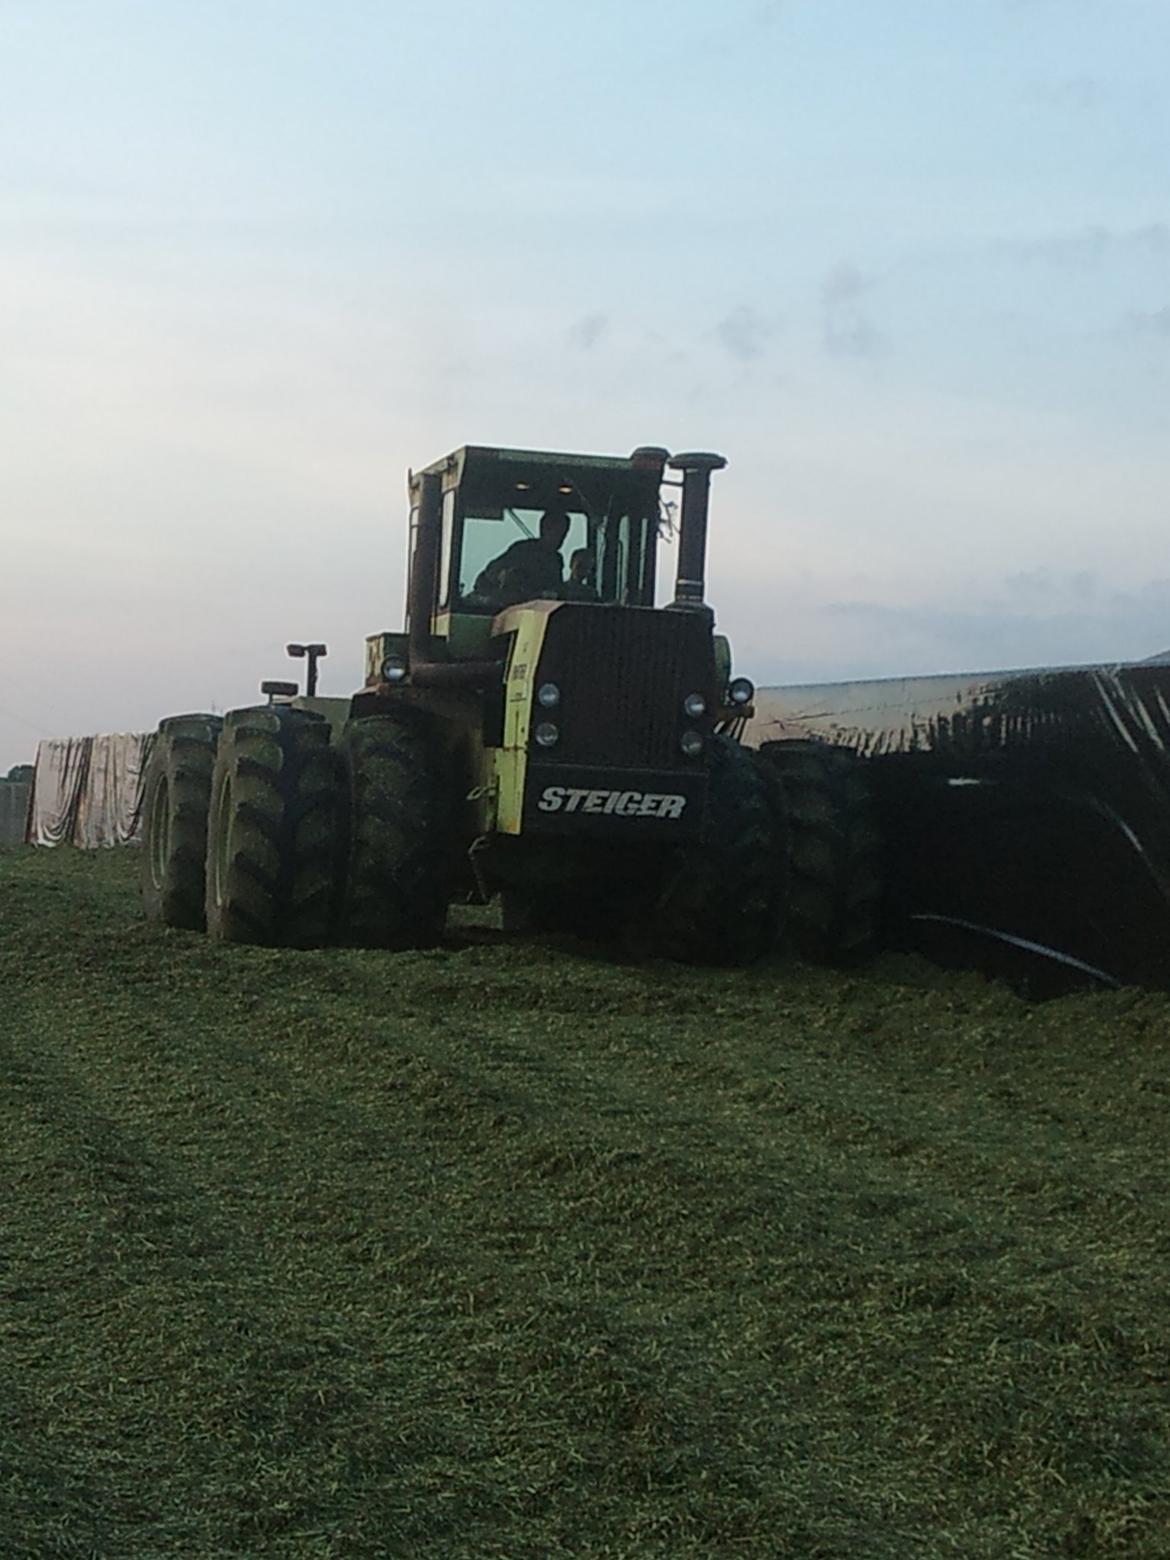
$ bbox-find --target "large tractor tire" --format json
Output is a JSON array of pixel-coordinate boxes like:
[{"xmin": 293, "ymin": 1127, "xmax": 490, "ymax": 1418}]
[
  {"xmin": 650, "ymin": 734, "xmax": 785, "ymax": 966},
  {"xmin": 757, "ymin": 738, "xmax": 882, "ymax": 963},
  {"xmin": 204, "ymin": 705, "xmax": 338, "ymax": 948},
  {"xmin": 140, "ymin": 713, "xmax": 223, "ymax": 930},
  {"xmin": 335, "ymin": 713, "xmax": 451, "ymax": 949}
]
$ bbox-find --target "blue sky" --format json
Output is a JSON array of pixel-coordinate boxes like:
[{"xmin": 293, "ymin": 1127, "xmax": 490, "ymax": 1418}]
[{"xmin": 2, "ymin": 0, "xmax": 1169, "ymax": 769}]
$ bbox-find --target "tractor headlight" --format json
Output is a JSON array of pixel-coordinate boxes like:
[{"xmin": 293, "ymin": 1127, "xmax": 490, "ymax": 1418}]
[
  {"xmin": 382, "ymin": 654, "xmax": 408, "ymax": 683},
  {"xmin": 534, "ymin": 722, "xmax": 560, "ymax": 748},
  {"xmin": 728, "ymin": 677, "xmax": 754, "ymax": 706},
  {"xmin": 683, "ymin": 692, "xmax": 707, "ymax": 718},
  {"xmin": 680, "ymin": 730, "xmax": 704, "ymax": 758},
  {"xmin": 537, "ymin": 682, "xmax": 561, "ymax": 708}
]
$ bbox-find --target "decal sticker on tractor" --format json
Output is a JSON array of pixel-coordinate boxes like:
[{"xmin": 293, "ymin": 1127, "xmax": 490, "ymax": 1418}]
[
  {"xmin": 538, "ymin": 786, "xmax": 687, "ymax": 819},
  {"xmin": 523, "ymin": 764, "xmax": 706, "ymax": 835}
]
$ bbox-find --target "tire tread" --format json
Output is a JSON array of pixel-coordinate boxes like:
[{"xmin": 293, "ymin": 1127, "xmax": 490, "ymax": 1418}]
[
  {"xmin": 336, "ymin": 714, "xmax": 451, "ymax": 949},
  {"xmin": 651, "ymin": 735, "xmax": 785, "ymax": 966},
  {"xmin": 140, "ymin": 714, "xmax": 223, "ymax": 931},
  {"xmin": 758, "ymin": 738, "xmax": 882, "ymax": 963},
  {"xmin": 205, "ymin": 706, "xmax": 338, "ymax": 948}
]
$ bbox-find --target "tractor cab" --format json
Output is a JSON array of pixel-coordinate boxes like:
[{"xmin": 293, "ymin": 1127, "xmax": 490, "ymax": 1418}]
[
  {"xmin": 365, "ymin": 444, "xmax": 744, "ymax": 696},
  {"xmin": 378, "ymin": 446, "xmax": 672, "ymax": 680},
  {"xmin": 432, "ymin": 444, "xmax": 664, "ymax": 620}
]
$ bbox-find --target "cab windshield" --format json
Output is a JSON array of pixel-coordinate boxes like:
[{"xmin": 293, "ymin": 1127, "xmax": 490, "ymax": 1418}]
[{"xmin": 443, "ymin": 481, "xmax": 659, "ymax": 615}]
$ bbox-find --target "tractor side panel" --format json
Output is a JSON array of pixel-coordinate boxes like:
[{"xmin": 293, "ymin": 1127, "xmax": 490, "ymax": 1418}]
[{"xmin": 493, "ymin": 607, "xmax": 555, "ymax": 835}]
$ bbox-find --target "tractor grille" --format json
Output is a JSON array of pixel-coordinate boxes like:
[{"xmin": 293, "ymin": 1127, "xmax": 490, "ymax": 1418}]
[{"xmin": 536, "ymin": 605, "xmax": 716, "ymax": 768}]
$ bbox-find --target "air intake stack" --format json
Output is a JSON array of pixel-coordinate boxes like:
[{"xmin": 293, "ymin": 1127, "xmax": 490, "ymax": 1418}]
[{"xmin": 667, "ymin": 451, "xmax": 727, "ymax": 610}]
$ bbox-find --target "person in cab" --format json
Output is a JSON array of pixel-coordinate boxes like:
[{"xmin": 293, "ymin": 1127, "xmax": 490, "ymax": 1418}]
[{"xmin": 471, "ymin": 507, "xmax": 570, "ymax": 608}]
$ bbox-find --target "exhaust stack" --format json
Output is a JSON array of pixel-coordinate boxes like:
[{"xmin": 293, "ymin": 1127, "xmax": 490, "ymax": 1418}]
[
  {"xmin": 407, "ymin": 470, "xmax": 442, "ymax": 668},
  {"xmin": 667, "ymin": 451, "xmax": 727, "ymax": 609}
]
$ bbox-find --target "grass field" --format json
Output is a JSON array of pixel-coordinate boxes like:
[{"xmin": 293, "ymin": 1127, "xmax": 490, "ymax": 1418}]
[{"xmin": 1, "ymin": 846, "xmax": 1169, "ymax": 1557}]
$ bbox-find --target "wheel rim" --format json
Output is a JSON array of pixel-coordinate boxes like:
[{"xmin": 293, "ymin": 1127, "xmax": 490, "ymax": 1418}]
[
  {"xmin": 148, "ymin": 776, "xmax": 171, "ymax": 889},
  {"xmin": 211, "ymin": 769, "xmax": 233, "ymax": 908}
]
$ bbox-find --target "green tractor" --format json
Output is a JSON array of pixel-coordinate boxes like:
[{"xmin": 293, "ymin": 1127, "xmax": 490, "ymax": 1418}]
[{"xmin": 142, "ymin": 443, "xmax": 863, "ymax": 964}]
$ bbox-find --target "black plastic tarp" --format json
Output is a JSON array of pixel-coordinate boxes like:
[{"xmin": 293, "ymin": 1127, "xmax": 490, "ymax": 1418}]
[{"xmin": 749, "ymin": 662, "xmax": 1170, "ymax": 993}]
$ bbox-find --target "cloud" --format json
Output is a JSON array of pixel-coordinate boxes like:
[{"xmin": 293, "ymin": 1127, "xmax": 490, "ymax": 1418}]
[
  {"xmin": 1001, "ymin": 567, "xmax": 1096, "ymax": 602},
  {"xmin": 665, "ymin": 2, "xmax": 787, "ymax": 65},
  {"xmin": 814, "ymin": 572, "xmax": 1170, "ymax": 675},
  {"xmin": 822, "ymin": 263, "xmax": 869, "ymax": 309},
  {"xmin": 1000, "ymin": 224, "xmax": 1170, "ymax": 268},
  {"xmin": 716, "ymin": 305, "xmax": 775, "ymax": 363},
  {"xmin": 1002, "ymin": 0, "xmax": 1101, "ymax": 10},
  {"xmin": 1025, "ymin": 76, "xmax": 1103, "ymax": 112},
  {"xmin": 753, "ymin": 1, "xmax": 786, "ymax": 26},
  {"xmin": 567, "ymin": 312, "xmax": 608, "ymax": 350},
  {"xmin": 821, "ymin": 262, "xmax": 886, "ymax": 360},
  {"xmin": 1125, "ymin": 306, "xmax": 1170, "ymax": 339}
]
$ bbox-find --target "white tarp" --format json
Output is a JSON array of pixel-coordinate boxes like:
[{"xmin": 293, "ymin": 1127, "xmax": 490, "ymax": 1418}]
[
  {"xmin": 29, "ymin": 733, "xmax": 153, "ymax": 849},
  {"xmin": 77, "ymin": 732, "xmax": 152, "ymax": 848}
]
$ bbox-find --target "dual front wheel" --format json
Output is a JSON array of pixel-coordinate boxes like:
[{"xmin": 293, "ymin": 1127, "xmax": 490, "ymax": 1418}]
[
  {"xmin": 755, "ymin": 740, "xmax": 883, "ymax": 964},
  {"xmin": 502, "ymin": 736, "xmax": 786, "ymax": 962},
  {"xmin": 501, "ymin": 737, "xmax": 884, "ymax": 967}
]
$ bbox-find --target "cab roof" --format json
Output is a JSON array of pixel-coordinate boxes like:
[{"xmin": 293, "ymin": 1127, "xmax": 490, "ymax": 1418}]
[{"xmin": 409, "ymin": 444, "xmax": 667, "ymax": 499}]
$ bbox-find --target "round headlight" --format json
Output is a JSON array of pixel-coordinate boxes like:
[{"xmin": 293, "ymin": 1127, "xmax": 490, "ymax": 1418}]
[
  {"xmin": 534, "ymin": 722, "xmax": 559, "ymax": 748},
  {"xmin": 683, "ymin": 692, "xmax": 707, "ymax": 718},
  {"xmin": 537, "ymin": 682, "xmax": 561, "ymax": 708},
  {"xmin": 382, "ymin": 655, "xmax": 407, "ymax": 683},
  {"xmin": 680, "ymin": 729, "xmax": 704, "ymax": 758},
  {"xmin": 728, "ymin": 676, "xmax": 755, "ymax": 706}
]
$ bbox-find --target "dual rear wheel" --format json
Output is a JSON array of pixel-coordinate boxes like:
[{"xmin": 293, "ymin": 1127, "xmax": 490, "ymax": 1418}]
[
  {"xmin": 141, "ymin": 708, "xmax": 450, "ymax": 950},
  {"xmin": 203, "ymin": 707, "xmax": 336, "ymax": 947}
]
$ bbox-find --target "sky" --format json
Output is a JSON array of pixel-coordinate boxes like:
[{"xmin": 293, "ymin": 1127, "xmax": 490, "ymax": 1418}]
[{"xmin": 2, "ymin": 0, "xmax": 1169, "ymax": 772}]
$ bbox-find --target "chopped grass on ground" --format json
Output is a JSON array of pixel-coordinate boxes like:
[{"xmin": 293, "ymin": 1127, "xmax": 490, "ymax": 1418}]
[{"xmin": 1, "ymin": 846, "xmax": 1168, "ymax": 1556}]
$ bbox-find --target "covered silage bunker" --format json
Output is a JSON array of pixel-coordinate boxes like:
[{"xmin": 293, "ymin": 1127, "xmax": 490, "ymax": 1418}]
[{"xmin": 745, "ymin": 659, "xmax": 1170, "ymax": 993}]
